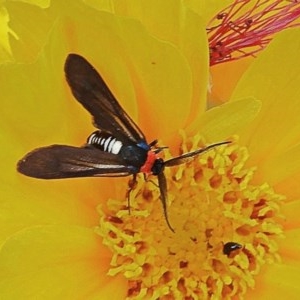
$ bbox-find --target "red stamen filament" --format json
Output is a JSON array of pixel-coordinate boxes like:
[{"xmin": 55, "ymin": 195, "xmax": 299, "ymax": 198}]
[{"xmin": 207, "ymin": 0, "xmax": 300, "ymax": 65}]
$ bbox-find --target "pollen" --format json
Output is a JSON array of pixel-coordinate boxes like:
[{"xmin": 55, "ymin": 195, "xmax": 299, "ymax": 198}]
[
  {"xmin": 207, "ymin": 0, "xmax": 300, "ymax": 65},
  {"xmin": 95, "ymin": 135, "xmax": 284, "ymax": 299}
]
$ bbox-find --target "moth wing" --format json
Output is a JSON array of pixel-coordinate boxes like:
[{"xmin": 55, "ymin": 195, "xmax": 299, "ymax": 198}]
[
  {"xmin": 65, "ymin": 54, "xmax": 146, "ymax": 145},
  {"xmin": 157, "ymin": 172, "xmax": 175, "ymax": 232},
  {"xmin": 17, "ymin": 145, "xmax": 137, "ymax": 179}
]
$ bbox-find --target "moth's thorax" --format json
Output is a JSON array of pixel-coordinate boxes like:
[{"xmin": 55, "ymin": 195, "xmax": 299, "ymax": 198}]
[
  {"xmin": 86, "ymin": 131, "xmax": 165, "ymax": 174},
  {"xmin": 119, "ymin": 144, "xmax": 148, "ymax": 168},
  {"xmin": 140, "ymin": 151, "xmax": 164, "ymax": 175}
]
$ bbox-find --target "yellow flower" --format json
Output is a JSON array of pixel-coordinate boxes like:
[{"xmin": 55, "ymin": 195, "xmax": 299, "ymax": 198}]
[{"xmin": 0, "ymin": 0, "xmax": 299, "ymax": 299}]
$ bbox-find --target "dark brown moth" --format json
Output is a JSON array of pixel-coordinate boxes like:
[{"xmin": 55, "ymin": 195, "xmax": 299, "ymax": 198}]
[{"xmin": 17, "ymin": 54, "xmax": 230, "ymax": 232}]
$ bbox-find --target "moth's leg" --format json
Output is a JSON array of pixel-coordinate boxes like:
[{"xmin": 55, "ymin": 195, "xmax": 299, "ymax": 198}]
[
  {"xmin": 143, "ymin": 173, "xmax": 159, "ymax": 188},
  {"xmin": 126, "ymin": 174, "xmax": 137, "ymax": 214}
]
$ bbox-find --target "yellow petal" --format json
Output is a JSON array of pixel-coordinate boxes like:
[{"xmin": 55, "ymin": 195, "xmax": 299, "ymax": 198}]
[
  {"xmin": 281, "ymin": 200, "xmax": 300, "ymax": 231},
  {"xmin": 257, "ymin": 143, "xmax": 300, "ymax": 192},
  {"xmin": 0, "ymin": 5, "xmax": 14, "ymax": 61},
  {"xmin": 83, "ymin": 0, "xmax": 115, "ymax": 13},
  {"xmin": 0, "ymin": 177, "xmax": 103, "ymax": 244},
  {"xmin": 245, "ymin": 263, "xmax": 300, "ymax": 299},
  {"xmin": 210, "ymin": 57, "xmax": 253, "ymax": 105},
  {"xmin": 279, "ymin": 228, "xmax": 300, "ymax": 261},
  {"xmin": 0, "ymin": 58, "xmax": 82, "ymax": 148},
  {"xmin": 3, "ymin": 1, "xmax": 54, "ymax": 62},
  {"xmin": 13, "ymin": 0, "xmax": 50, "ymax": 9},
  {"xmin": 86, "ymin": 0, "xmax": 209, "ymax": 127},
  {"xmin": 184, "ymin": 0, "xmax": 232, "ymax": 23},
  {"xmin": 0, "ymin": 225, "xmax": 126, "ymax": 299},
  {"xmin": 245, "ymin": 227, "xmax": 300, "ymax": 300},
  {"xmin": 187, "ymin": 97, "xmax": 261, "ymax": 142},
  {"xmin": 232, "ymin": 28, "xmax": 300, "ymax": 167}
]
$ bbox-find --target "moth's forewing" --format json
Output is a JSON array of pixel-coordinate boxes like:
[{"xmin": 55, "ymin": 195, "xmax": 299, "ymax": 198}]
[
  {"xmin": 17, "ymin": 145, "xmax": 135, "ymax": 179},
  {"xmin": 65, "ymin": 54, "xmax": 146, "ymax": 144}
]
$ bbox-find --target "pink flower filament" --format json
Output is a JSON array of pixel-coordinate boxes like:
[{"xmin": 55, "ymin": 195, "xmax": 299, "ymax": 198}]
[{"xmin": 207, "ymin": 0, "xmax": 300, "ymax": 65}]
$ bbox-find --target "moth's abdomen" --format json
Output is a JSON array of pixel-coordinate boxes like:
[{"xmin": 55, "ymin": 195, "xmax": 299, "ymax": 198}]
[{"xmin": 87, "ymin": 131, "xmax": 123, "ymax": 154}]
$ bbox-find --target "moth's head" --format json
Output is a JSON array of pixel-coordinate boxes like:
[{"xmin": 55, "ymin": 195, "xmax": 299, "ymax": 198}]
[{"xmin": 151, "ymin": 158, "xmax": 165, "ymax": 175}]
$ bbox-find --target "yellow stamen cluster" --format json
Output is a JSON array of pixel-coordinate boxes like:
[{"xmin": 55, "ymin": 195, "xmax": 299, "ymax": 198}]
[{"xmin": 96, "ymin": 135, "xmax": 284, "ymax": 299}]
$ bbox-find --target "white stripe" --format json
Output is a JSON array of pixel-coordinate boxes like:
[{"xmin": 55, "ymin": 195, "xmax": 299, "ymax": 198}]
[
  {"xmin": 111, "ymin": 140, "xmax": 123, "ymax": 154},
  {"xmin": 104, "ymin": 136, "xmax": 112, "ymax": 151},
  {"xmin": 87, "ymin": 133, "xmax": 122, "ymax": 154},
  {"xmin": 87, "ymin": 133, "xmax": 95, "ymax": 144},
  {"xmin": 107, "ymin": 138, "xmax": 116, "ymax": 153}
]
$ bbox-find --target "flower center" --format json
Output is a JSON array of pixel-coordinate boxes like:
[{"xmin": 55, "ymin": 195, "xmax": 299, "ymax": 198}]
[{"xmin": 96, "ymin": 135, "xmax": 284, "ymax": 299}]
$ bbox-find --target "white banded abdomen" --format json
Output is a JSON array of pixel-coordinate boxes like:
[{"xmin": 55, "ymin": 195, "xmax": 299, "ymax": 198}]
[{"xmin": 87, "ymin": 131, "xmax": 123, "ymax": 155}]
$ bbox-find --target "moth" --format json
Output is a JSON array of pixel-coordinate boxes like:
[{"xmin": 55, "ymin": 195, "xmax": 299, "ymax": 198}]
[{"xmin": 17, "ymin": 54, "xmax": 229, "ymax": 232}]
